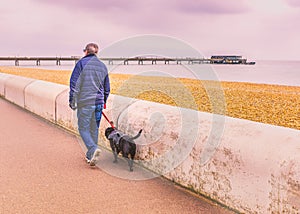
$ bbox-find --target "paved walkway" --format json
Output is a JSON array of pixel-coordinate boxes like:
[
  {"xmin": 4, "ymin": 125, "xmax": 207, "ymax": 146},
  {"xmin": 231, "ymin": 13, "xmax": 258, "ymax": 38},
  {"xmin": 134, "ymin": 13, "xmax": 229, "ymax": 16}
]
[{"xmin": 0, "ymin": 98, "xmax": 234, "ymax": 214}]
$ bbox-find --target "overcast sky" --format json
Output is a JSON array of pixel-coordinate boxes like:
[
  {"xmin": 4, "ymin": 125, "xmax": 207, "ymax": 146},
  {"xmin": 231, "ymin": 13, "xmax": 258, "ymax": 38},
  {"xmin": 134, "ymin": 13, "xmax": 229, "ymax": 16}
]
[{"xmin": 1, "ymin": 0, "xmax": 300, "ymax": 60}]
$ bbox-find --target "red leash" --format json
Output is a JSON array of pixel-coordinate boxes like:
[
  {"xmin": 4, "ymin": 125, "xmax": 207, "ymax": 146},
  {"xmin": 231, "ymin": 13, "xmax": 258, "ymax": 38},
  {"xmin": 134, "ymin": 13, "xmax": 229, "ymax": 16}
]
[{"xmin": 102, "ymin": 111, "xmax": 115, "ymax": 128}]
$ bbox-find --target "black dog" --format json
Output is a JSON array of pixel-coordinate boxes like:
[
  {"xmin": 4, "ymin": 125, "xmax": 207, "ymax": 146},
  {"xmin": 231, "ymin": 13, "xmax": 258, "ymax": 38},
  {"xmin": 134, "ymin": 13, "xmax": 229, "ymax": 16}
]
[{"xmin": 105, "ymin": 126, "xmax": 142, "ymax": 171}]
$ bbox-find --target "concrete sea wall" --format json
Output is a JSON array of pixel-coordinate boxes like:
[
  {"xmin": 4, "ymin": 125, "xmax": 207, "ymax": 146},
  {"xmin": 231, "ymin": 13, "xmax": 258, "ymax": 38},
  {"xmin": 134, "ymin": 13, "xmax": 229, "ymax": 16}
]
[{"xmin": 0, "ymin": 73, "xmax": 299, "ymax": 213}]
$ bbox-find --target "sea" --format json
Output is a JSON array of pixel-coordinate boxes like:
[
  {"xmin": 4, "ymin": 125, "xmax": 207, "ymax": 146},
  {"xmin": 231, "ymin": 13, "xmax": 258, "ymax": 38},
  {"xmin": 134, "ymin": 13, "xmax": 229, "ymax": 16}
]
[{"xmin": 1, "ymin": 60, "xmax": 300, "ymax": 87}]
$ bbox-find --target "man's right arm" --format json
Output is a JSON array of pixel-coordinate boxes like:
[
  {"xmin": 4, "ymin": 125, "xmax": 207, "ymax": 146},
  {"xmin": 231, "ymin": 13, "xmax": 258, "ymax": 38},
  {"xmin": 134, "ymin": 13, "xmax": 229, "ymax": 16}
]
[{"xmin": 69, "ymin": 61, "xmax": 82, "ymax": 109}]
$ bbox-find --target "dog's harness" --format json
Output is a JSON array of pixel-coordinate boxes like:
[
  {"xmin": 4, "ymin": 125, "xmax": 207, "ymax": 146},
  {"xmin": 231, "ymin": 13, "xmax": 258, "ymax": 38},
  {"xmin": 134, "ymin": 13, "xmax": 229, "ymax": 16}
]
[{"xmin": 108, "ymin": 129, "xmax": 124, "ymax": 146}]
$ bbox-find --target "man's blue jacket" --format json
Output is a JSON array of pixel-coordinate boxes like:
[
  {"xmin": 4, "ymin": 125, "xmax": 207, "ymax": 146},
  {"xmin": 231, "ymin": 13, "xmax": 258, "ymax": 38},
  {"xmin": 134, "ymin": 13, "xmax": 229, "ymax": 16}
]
[{"xmin": 69, "ymin": 54, "xmax": 110, "ymax": 108}]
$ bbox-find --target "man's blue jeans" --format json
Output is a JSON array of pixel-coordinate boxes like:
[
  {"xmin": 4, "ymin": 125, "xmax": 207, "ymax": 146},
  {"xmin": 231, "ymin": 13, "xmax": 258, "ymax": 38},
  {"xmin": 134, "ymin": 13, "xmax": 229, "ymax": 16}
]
[{"xmin": 77, "ymin": 104, "xmax": 103, "ymax": 160}]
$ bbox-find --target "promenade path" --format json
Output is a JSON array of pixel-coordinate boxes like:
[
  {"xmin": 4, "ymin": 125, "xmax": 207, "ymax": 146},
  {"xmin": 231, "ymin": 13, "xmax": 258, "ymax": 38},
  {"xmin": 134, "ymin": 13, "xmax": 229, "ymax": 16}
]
[{"xmin": 0, "ymin": 98, "xmax": 234, "ymax": 214}]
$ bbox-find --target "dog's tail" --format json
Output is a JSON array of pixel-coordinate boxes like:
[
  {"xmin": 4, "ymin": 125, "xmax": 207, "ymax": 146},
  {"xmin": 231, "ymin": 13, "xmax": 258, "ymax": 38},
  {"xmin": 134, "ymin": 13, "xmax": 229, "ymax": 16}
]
[{"xmin": 130, "ymin": 129, "xmax": 143, "ymax": 140}]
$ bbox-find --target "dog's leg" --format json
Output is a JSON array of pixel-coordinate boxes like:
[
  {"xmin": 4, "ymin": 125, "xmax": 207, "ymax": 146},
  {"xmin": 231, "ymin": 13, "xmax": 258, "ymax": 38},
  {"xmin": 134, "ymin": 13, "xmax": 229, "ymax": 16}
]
[
  {"xmin": 109, "ymin": 140, "xmax": 118, "ymax": 163},
  {"xmin": 129, "ymin": 144, "xmax": 136, "ymax": 172},
  {"xmin": 122, "ymin": 153, "xmax": 133, "ymax": 172},
  {"xmin": 113, "ymin": 152, "xmax": 118, "ymax": 163},
  {"xmin": 129, "ymin": 158, "xmax": 134, "ymax": 172}
]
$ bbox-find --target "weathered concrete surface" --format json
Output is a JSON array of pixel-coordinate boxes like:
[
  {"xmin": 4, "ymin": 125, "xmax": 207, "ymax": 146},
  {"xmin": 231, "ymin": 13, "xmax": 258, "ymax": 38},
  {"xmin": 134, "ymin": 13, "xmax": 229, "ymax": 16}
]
[
  {"xmin": 3, "ymin": 75, "xmax": 35, "ymax": 107},
  {"xmin": 100, "ymin": 95, "xmax": 202, "ymax": 175},
  {"xmin": 0, "ymin": 73, "xmax": 13, "ymax": 97},
  {"xmin": 55, "ymin": 88, "xmax": 78, "ymax": 132},
  {"xmin": 0, "ymin": 98, "xmax": 232, "ymax": 214},
  {"xmin": 166, "ymin": 117, "xmax": 300, "ymax": 213},
  {"xmin": 102, "ymin": 93, "xmax": 300, "ymax": 213},
  {"xmin": 24, "ymin": 80, "xmax": 68, "ymax": 122}
]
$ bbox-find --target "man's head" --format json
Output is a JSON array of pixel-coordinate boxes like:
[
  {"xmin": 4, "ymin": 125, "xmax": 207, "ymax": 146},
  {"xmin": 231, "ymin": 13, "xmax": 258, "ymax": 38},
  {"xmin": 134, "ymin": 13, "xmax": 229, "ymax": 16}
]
[{"xmin": 83, "ymin": 43, "xmax": 99, "ymax": 55}]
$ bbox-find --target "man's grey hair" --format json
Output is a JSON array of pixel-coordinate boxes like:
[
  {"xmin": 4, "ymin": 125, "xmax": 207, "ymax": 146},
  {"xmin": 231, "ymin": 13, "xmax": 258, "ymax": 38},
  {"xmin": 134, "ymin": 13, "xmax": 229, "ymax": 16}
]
[{"xmin": 84, "ymin": 43, "xmax": 99, "ymax": 54}]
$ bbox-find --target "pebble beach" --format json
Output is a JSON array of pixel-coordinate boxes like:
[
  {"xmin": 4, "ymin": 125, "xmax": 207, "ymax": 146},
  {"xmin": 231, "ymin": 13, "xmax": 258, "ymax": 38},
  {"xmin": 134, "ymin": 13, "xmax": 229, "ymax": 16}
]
[{"xmin": 0, "ymin": 66, "xmax": 299, "ymax": 130}]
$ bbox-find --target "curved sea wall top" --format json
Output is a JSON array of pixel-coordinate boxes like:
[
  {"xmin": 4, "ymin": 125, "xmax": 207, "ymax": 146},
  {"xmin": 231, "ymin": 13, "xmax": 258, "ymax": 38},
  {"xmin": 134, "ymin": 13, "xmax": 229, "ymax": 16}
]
[{"xmin": 0, "ymin": 72, "xmax": 299, "ymax": 213}]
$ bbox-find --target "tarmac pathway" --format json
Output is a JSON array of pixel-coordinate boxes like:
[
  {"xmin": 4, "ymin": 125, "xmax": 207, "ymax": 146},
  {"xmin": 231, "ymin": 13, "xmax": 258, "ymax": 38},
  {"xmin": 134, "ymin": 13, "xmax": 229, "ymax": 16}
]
[{"xmin": 0, "ymin": 98, "xmax": 234, "ymax": 214}]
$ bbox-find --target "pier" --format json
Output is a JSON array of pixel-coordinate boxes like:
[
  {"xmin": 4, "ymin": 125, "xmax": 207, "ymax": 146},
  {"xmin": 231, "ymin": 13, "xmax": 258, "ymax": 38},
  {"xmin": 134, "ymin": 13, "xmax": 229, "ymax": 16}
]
[
  {"xmin": 0, "ymin": 56, "xmax": 255, "ymax": 66},
  {"xmin": 0, "ymin": 56, "xmax": 80, "ymax": 66},
  {"xmin": 103, "ymin": 57, "xmax": 213, "ymax": 65}
]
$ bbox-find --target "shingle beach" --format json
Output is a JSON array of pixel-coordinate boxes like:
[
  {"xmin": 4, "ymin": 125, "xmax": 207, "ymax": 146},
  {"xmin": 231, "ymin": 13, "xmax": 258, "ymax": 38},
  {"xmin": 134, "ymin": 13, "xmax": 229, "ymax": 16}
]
[{"xmin": 1, "ymin": 66, "xmax": 299, "ymax": 130}]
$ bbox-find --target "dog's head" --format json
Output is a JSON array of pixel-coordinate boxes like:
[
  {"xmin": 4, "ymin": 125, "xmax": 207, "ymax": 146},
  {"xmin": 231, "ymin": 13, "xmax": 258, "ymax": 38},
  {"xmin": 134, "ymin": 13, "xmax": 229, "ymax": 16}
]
[{"xmin": 105, "ymin": 127, "xmax": 115, "ymax": 139}]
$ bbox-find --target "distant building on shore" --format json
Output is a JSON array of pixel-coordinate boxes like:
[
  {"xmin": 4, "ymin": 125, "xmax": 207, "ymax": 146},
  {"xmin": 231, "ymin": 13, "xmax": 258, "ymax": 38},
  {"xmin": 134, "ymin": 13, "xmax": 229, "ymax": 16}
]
[{"xmin": 210, "ymin": 55, "xmax": 255, "ymax": 64}]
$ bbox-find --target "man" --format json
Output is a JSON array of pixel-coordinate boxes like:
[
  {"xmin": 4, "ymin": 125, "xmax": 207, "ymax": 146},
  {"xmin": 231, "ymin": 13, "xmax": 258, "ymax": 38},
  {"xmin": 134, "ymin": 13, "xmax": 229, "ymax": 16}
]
[{"xmin": 69, "ymin": 43, "xmax": 110, "ymax": 166}]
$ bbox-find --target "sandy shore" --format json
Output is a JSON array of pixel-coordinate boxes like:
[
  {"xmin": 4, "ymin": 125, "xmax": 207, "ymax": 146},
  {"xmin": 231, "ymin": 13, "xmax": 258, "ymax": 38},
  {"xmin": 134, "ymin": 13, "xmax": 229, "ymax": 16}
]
[{"xmin": 1, "ymin": 66, "xmax": 299, "ymax": 130}]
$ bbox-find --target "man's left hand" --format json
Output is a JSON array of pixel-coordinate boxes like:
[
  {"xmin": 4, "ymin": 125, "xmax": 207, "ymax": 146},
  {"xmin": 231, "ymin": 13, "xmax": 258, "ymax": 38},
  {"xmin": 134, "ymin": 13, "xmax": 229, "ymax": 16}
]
[{"xmin": 69, "ymin": 102, "xmax": 77, "ymax": 110}]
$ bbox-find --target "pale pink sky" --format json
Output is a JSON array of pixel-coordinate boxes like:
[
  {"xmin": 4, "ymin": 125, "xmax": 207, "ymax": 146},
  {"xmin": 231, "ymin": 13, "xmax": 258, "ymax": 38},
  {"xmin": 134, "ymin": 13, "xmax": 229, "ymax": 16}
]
[{"xmin": 0, "ymin": 0, "xmax": 299, "ymax": 60}]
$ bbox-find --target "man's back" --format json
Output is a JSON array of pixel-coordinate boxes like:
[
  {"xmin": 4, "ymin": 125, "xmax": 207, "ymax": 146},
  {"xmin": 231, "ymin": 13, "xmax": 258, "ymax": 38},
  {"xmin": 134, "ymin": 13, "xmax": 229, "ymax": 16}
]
[{"xmin": 70, "ymin": 54, "xmax": 110, "ymax": 108}]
